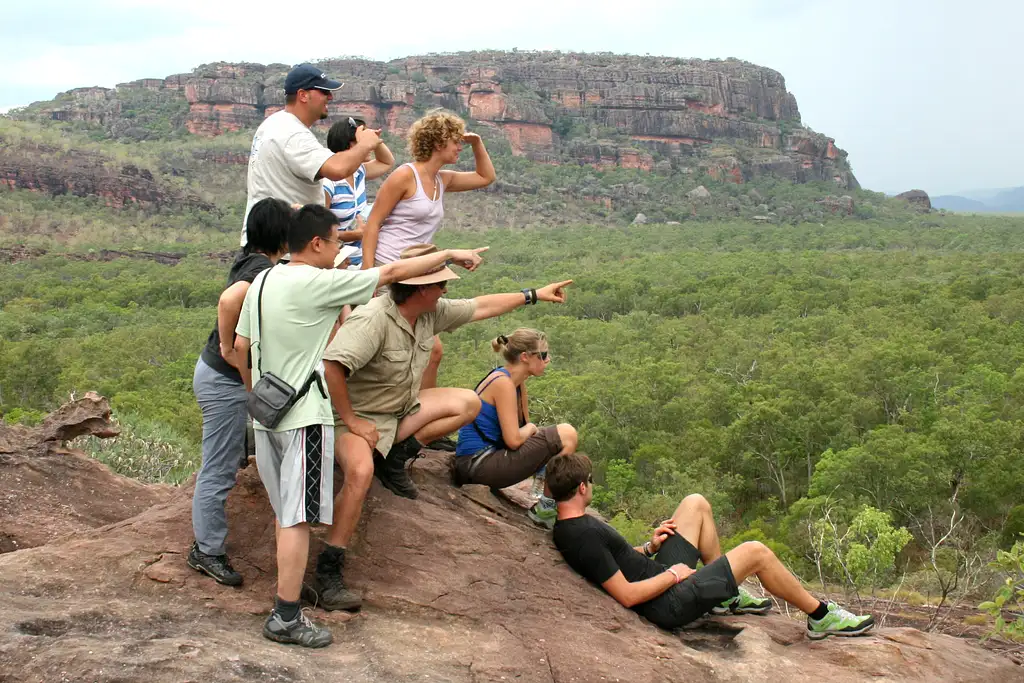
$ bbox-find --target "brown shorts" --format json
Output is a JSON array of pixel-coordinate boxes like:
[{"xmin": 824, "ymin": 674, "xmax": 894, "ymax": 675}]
[{"xmin": 455, "ymin": 425, "xmax": 562, "ymax": 489}]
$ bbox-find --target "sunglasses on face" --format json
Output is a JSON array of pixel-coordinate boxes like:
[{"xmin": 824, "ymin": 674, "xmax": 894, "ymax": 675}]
[{"xmin": 533, "ymin": 350, "xmax": 550, "ymax": 361}]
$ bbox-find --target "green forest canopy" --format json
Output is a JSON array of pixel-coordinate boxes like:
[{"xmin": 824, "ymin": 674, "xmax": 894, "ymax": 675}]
[{"xmin": 3, "ymin": 208, "xmax": 1024, "ymax": 593}]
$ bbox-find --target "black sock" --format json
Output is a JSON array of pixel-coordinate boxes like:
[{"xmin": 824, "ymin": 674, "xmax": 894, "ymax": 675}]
[
  {"xmin": 275, "ymin": 595, "xmax": 300, "ymax": 622},
  {"xmin": 809, "ymin": 601, "xmax": 829, "ymax": 621}
]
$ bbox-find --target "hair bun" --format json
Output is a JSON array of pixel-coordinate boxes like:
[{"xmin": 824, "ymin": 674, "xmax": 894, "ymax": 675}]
[{"xmin": 498, "ymin": 335, "xmax": 509, "ymax": 344}]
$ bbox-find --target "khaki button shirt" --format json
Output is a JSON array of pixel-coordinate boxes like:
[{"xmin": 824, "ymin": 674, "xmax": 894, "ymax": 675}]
[{"xmin": 323, "ymin": 294, "xmax": 476, "ymax": 452}]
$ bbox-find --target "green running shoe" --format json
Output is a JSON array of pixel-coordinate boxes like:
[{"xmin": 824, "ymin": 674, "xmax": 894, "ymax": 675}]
[
  {"xmin": 711, "ymin": 586, "xmax": 773, "ymax": 615},
  {"xmin": 807, "ymin": 602, "xmax": 875, "ymax": 639},
  {"xmin": 527, "ymin": 496, "xmax": 557, "ymax": 530}
]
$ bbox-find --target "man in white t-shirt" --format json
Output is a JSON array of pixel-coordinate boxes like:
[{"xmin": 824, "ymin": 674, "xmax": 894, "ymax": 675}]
[
  {"xmin": 240, "ymin": 63, "xmax": 382, "ymax": 246},
  {"xmin": 234, "ymin": 204, "xmax": 486, "ymax": 648}
]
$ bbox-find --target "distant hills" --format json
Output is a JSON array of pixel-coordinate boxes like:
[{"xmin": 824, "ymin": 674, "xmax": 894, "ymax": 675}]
[{"xmin": 932, "ymin": 186, "xmax": 1024, "ymax": 213}]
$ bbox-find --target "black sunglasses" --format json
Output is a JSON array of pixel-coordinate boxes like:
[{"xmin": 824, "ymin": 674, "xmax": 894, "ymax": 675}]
[{"xmin": 533, "ymin": 350, "xmax": 550, "ymax": 361}]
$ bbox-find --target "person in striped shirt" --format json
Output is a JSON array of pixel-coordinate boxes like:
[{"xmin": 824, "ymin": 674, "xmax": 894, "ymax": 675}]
[{"xmin": 322, "ymin": 116, "xmax": 395, "ymax": 268}]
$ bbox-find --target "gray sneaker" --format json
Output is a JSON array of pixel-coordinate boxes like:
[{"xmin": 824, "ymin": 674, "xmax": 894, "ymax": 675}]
[{"xmin": 262, "ymin": 609, "xmax": 333, "ymax": 648}]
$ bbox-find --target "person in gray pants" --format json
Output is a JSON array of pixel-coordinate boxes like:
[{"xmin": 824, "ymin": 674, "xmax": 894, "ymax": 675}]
[{"xmin": 189, "ymin": 198, "xmax": 291, "ymax": 585}]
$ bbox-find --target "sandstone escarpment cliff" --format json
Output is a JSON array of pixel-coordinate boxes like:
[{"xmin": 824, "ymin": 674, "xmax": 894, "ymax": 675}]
[{"xmin": 17, "ymin": 51, "xmax": 857, "ymax": 189}]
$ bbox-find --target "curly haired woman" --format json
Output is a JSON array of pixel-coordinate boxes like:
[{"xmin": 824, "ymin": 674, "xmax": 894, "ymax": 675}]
[{"xmin": 358, "ymin": 111, "xmax": 496, "ymax": 397}]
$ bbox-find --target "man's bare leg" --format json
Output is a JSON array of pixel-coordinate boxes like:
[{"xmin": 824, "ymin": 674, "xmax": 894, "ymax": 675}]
[
  {"xmin": 327, "ymin": 434, "xmax": 375, "ymax": 548},
  {"xmin": 419, "ymin": 337, "xmax": 444, "ymax": 391},
  {"xmin": 395, "ymin": 387, "xmax": 481, "ymax": 445},
  {"xmin": 313, "ymin": 433, "xmax": 374, "ymax": 611},
  {"xmin": 669, "ymin": 494, "xmax": 723, "ymax": 565},
  {"xmin": 378, "ymin": 388, "xmax": 480, "ymax": 499},
  {"xmin": 276, "ymin": 523, "xmax": 309, "ymax": 602},
  {"xmin": 725, "ymin": 541, "xmax": 819, "ymax": 614}
]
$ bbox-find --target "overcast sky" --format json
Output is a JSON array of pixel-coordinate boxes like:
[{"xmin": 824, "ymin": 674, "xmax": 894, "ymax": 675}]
[{"xmin": 0, "ymin": 0, "xmax": 1017, "ymax": 195}]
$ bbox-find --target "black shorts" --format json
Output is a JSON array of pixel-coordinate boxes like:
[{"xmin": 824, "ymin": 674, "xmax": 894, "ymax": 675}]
[{"xmin": 637, "ymin": 534, "xmax": 738, "ymax": 630}]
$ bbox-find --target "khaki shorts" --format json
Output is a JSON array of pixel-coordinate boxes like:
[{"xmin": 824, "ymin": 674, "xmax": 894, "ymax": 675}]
[{"xmin": 333, "ymin": 404, "xmax": 420, "ymax": 457}]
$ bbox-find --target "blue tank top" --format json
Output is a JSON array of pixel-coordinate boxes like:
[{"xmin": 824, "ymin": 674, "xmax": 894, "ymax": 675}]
[{"xmin": 456, "ymin": 368, "xmax": 520, "ymax": 456}]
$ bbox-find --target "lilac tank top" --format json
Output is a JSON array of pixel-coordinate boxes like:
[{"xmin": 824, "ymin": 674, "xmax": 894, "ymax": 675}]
[{"xmin": 375, "ymin": 163, "xmax": 445, "ymax": 264}]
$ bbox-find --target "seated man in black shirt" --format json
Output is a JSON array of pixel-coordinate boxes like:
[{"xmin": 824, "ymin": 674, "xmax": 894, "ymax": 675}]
[{"xmin": 547, "ymin": 454, "xmax": 875, "ymax": 639}]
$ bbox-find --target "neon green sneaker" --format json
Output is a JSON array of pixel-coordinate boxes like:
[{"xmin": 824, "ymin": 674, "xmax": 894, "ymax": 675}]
[
  {"xmin": 807, "ymin": 602, "xmax": 875, "ymax": 639},
  {"xmin": 527, "ymin": 496, "xmax": 557, "ymax": 530},
  {"xmin": 711, "ymin": 586, "xmax": 773, "ymax": 615}
]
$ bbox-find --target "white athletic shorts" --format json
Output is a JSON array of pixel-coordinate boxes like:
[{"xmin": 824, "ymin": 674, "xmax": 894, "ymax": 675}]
[{"xmin": 254, "ymin": 424, "xmax": 334, "ymax": 527}]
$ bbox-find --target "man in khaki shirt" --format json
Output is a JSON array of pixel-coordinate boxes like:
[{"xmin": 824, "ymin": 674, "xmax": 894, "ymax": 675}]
[{"xmin": 312, "ymin": 243, "xmax": 572, "ymax": 611}]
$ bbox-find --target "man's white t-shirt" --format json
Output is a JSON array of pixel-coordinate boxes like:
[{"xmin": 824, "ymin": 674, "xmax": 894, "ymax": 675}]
[
  {"xmin": 236, "ymin": 264, "xmax": 380, "ymax": 431},
  {"xmin": 241, "ymin": 111, "xmax": 334, "ymax": 246}
]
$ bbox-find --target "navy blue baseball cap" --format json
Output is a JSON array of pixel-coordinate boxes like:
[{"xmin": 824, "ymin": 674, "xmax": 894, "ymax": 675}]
[{"xmin": 284, "ymin": 63, "xmax": 343, "ymax": 95}]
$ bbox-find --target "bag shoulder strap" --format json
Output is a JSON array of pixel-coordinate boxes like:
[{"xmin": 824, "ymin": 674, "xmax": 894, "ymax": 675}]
[{"xmin": 253, "ymin": 265, "xmax": 274, "ymax": 375}]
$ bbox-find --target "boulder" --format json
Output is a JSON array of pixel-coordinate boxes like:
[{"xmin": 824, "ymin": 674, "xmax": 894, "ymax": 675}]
[
  {"xmin": 0, "ymin": 398, "xmax": 1018, "ymax": 682},
  {"xmin": 632, "ymin": 212, "xmax": 649, "ymax": 224},
  {"xmin": 687, "ymin": 185, "xmax": 712, "ymax": 200},
  {"xmin": 896, "ymin": 189, "xmax": 932, "ymax": 211}
]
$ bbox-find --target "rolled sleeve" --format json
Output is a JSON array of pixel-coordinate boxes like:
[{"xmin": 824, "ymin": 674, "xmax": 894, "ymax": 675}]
[
  {"xmin": 432, "ymin": 298, "xmax": 477, "ymax": 335},
  {"xmin": 323, "ymin": 314, "xmax": 382, "ymax": 375}
]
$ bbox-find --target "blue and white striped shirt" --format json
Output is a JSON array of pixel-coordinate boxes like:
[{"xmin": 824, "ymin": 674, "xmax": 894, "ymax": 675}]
[{"xmin": 323, "ymin": 165, "xmax": 367, "ymax": 265}]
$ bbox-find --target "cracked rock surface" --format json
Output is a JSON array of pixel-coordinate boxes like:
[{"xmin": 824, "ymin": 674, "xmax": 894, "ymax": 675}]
[{"xmin": 0, "ymin": 399, "xmax": 1019, "ymax": 681}]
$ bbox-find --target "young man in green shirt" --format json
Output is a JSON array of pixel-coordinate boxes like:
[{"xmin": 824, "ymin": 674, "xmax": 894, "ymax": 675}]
[{"xmin": 234, "ymin": 207, "xmax": 486, "ymax": 648}]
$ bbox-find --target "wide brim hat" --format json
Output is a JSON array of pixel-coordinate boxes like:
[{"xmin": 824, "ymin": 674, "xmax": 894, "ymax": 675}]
[{"xmin": 397, "ymin": 243, "xmax": 460, "ymax": 285}]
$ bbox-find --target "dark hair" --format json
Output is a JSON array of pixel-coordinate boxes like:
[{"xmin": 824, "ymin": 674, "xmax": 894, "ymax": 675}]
[
  {"xmin": 243, "ymin": 198, "xmax": 291, "ymax": 256},
  {"xmin": 285, "ymin": 93, "xmax": 298, "ymax": 106},
  {"xmin": 547, "ymin": 453, "xmax": 593, "ymax": 502},
  {"xmin": 326, "ymin": 117, "xmax": 366, "ymax": 153},
  {"xmin": 388, "ymin": 282, "xmax": 422, "ymax": 305},
  {"xmin": 288, "ymin": 204, "xmax": 339, "ymax": 253}
]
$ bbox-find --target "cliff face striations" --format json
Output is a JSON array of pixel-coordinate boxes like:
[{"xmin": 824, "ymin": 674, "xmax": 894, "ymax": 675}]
[{"xmin": 19, "ymin": 51, "xmax": 857, "ymax": 189}]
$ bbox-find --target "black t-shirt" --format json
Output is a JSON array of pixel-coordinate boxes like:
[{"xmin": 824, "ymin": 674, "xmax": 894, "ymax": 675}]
[
  {"xmin": 200, "ymin": 251, "xmax": 273, "ymax": 381},
  {"xmin": 553, "ymin": 514, "xmax": 667, "ymax": 613}
]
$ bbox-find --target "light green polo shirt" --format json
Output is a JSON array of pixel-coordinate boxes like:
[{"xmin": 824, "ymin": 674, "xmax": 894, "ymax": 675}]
[{"xmin": 236, "ymin": 264, "xmax": 380, "ymax": 431}]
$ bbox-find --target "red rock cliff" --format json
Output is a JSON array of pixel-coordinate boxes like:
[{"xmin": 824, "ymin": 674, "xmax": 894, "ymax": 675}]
[{"xmin": 18, "ymin": 51, "xmax": 858, "ymax": 189}]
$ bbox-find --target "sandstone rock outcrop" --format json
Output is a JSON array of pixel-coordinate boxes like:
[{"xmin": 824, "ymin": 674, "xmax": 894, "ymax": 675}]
[
  {"xmin": 0, "ymin": 139, "xmax": 211, "ymax": 210},
  {"xmin": 896, "ymin": 189, "xmax": 932, "ymax": 212},
  {"xmin": 0, "ymin": 397, "xmax": 1019, "ymax": 682},
  {"xmin": 16, "ymin": 51, "xmax": 858, "ymax": 188},
  {"xmin": 0, "ymin": 393, "xmax": 173, "ymax": 554}
]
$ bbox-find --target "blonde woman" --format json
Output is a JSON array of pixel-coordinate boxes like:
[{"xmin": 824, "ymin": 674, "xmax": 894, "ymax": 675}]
[
  {"xmin": 360, "ymin": 110, "xmax": 495, "ymax": 393},
  {"xmin": 455, "ymin": 329, "xmax": 578, "ymax": 529}
]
